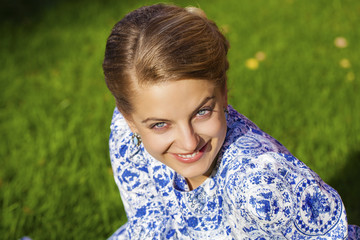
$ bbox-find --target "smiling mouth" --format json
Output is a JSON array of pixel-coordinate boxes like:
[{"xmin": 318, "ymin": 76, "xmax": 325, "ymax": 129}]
[
  {"xmin": 177, "ymin": 151, "xmax": 199, "ymax": 158},
  {"xmin": 172, "ymin": 142, "xmax": 209, "ymax": 163}
]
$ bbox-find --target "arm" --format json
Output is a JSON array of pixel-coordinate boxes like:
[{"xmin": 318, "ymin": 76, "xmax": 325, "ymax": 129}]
[
  {"xmin": 274, "ymin": 152, "xmax": 348, "ymax": 239},
  {"xmin": 224, "ymin": 152, "xmax": 349, "ymax": 239}
]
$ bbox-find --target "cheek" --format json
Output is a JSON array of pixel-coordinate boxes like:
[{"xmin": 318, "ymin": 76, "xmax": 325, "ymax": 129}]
[
  {"xmin": 198, "ymin": 115, "xmax": 227, "ymax": 138},
  {"xmin": 141, "ymin": 133, "xmax": 172, "ymax": 157}
]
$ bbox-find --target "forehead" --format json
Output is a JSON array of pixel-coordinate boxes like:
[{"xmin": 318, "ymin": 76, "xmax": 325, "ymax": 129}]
[{"xmin": 131, "ymin": 79, "xmax": 221, "ymax": 118}]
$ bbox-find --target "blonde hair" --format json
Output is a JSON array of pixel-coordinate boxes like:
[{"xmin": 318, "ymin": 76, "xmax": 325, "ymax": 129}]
[{"xmin": 103, "ymin": 4, "xmax": 229, "ymax": 114}]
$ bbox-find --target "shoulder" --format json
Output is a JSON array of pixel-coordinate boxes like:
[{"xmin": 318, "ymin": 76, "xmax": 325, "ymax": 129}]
[
  {"xmin": 223, "ymin": 106, "xmax": 290, "ymax": 162},
  {"xmin": 109, "ymin": 107, "xmax": 150, "ymax": 168},
  {"xmin": 110, "ymin": 107, "xmax": 131, "ymax": 142}
]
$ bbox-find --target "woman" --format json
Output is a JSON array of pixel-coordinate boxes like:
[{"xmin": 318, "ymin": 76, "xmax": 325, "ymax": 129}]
[{"xmin": 102, "ymin": 4, "xmax": 359, "ymax": 239}]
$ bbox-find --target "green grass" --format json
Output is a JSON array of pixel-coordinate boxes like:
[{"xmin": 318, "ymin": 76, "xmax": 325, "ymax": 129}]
[{"xmin": 1, "ymin": 0, "xmax": 359, "ymax": 239}]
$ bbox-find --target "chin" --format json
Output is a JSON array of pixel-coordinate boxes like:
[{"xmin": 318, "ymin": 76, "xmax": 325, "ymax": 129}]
[{"xmin": 180, "ymin": 157, "xmax": 216, "ymax": 180}]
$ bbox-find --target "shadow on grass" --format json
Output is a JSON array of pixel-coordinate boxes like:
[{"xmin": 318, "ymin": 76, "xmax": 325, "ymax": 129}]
[
  {"xmin": 329, "ymin": 150, "xmax": 360, "ymax": 226},
  {"xmin": 1, "ymin": 0, "xmax": 59, "ymax": 23},
  {"xmin": 1, "ymin": 0, "xmax": 100, "ymax": 25}
]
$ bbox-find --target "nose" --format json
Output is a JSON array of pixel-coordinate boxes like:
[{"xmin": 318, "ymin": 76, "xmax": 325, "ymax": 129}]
[{"xmin": 175, "ymin": 123, "xmax": 199, "ymax": 152}]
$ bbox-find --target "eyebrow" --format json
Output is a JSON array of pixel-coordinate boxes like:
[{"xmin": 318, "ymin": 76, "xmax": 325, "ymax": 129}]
[{"xmin": 141, "ymin": 95, "xmax": 216, "ymax": 124}]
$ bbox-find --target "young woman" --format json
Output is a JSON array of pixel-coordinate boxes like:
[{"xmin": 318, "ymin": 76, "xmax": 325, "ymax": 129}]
[{"xmin": 102, "ymin": 4, "xmax": 359, "ymax": 239}]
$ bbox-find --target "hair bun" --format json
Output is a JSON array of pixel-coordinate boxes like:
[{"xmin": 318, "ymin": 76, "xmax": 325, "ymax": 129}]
[{"xmin": 185, "ymin": 6, "xmax": 207, "ymax": 19}]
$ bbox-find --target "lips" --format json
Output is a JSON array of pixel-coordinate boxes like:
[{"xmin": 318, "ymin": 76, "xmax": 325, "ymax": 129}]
[{"xmin": 171, "ymin": 142, "xmax": 208, "ymax": 164}]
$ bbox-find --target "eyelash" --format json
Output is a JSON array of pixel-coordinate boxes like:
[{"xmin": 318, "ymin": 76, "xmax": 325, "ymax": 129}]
[
  {"xmin": 151, "ymin": 122, "xmax": 167, "ymax": 130},
  {"xmin": 149, "ymin": 104, "xmax": 215, "ymax": 130}
]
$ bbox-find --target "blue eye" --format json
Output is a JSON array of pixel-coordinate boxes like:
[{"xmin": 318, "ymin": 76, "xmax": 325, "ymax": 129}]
[
  {"xmin": 197, "ymin": 109, "xmax": 208, "ymax": 116},
  {"xmin": 196, "ymin": 107, "xmax": 213, "ymax": 118},
  {"xmin": 152, "ymin": 122, "xmax": 166, "ymax": 129}
]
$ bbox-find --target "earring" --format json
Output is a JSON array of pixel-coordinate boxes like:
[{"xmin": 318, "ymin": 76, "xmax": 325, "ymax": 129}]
[
  {"xmin": 224, "ymin": 107, "xmax": 229, "ymax": 120},
  {"xmin": 132, "ymin": 133, "xmax": 142, "ymax": 147}
]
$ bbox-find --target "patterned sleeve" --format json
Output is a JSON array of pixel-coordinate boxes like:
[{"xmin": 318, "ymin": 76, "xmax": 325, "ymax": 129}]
[
  {"xmin": 107, "ymin": 108, "xmax": 169, "ymax": 239},
  {"xmin": 273, "ymin": 152, "xmax": 349, "ymax": 239},
  {"xmin": 224, "ymin": 152, "xmax": 349, "ymax": 239}
]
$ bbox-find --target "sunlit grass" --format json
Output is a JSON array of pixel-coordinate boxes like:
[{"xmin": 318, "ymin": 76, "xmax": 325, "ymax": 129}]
[{"xmin": 1, "ymin": 0, "xmax": 359, "ymax": 239}]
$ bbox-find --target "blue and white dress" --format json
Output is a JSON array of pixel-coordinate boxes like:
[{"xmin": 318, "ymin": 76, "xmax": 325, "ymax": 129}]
[{"xmin": 108, "ymin": 105, "xmax": 360, "ymax": 239}]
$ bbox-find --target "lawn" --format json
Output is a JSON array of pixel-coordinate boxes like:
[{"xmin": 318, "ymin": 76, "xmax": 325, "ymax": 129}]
[{"xmin": 0, "ymin": 0, "xmax": 359, "ymax": 239}]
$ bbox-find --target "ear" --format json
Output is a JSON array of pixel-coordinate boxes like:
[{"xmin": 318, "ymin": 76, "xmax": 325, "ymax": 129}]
[
  {"xmin": 116, "ymin": 102, "xmax": 139, "ymax": 133},
  {"xmin": 123, "ymin": 115, "xmax": 139, "ymax": 134}
]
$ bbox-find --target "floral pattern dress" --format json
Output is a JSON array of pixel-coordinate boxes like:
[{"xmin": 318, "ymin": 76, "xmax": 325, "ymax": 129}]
[{"xmin": 108, "ymin": 105, "xmax": 360, "ymax": 239}]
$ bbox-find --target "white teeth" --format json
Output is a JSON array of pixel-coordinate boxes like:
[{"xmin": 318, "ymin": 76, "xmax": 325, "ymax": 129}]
[{"xmin": 177, "ymin": 151, "xmax": 198, "ymax": 158}]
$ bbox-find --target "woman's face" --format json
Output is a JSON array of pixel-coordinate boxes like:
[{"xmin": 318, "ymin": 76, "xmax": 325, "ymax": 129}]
[{"xmin": 126, "ymin": 79, "xmax": 228, "ymax": 189}]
